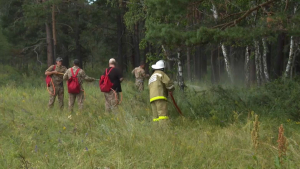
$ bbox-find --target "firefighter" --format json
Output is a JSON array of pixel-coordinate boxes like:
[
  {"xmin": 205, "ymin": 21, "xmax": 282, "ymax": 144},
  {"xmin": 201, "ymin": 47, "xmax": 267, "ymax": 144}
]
[{"xmin": 148, "ymin": 60, "xmax": 174, "ymax": 126}]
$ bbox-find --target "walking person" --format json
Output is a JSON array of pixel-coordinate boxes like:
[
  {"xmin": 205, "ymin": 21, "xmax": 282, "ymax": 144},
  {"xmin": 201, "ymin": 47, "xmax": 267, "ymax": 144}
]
[
  {"xmin": 102, "ymin": 58, "xmax": 123, "ymax": 112},
  {"xmin": 148, "ymin": 60, "xmax": 175, "ymax": 126},
  {"xmin": 63, "ymin": 59, "xmax": 96, "ymax": 112},
  {"xmin": 131, "ymin": 62, "xmax": 149, "ymax": 91},
  {"xmin": 45, "ymin": 57, "xmax": 67, "ymax": 110}
]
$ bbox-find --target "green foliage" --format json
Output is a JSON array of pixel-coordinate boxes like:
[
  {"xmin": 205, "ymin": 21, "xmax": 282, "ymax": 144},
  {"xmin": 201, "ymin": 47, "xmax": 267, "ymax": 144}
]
[
  {"xmin": 123, "ymin": 0, "xmax": 145, "ymax": 31},
  {"xmin": 174, "ymin": 79, "xmax": 300, "ymax": 126}
]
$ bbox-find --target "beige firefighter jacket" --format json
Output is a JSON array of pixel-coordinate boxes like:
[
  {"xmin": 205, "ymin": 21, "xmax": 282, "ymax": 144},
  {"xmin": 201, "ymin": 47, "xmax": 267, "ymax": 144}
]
[{"xmin": 148, "ymin": 70, "xmax": 174, "ymax": 103}]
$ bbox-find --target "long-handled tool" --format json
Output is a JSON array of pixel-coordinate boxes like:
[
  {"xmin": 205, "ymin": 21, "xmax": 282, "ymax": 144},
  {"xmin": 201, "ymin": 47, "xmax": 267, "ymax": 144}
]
[{"xmin": 169, "ymin": 92, "xmax": 183, "ymax": 116}]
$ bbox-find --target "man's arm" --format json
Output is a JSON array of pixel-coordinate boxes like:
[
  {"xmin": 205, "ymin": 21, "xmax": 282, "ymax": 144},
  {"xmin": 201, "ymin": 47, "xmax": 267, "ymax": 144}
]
[
  {"xmin": 162, "ymin": 74, "xmax": 175, "ymax": 92},
  {"xmin": 81, "ymin": 70, "xmax": 96, "ymax": 82},
  {"xmin": 118, "ymin": 69, "xmax": 124, "ymax": 82},
  {"xmin": 45, "ymin": 65, "xmax": 58, "ymax": 75},
  {"xmin": 141, "ymin": 69, "xmax": 149, "ymax": 78},
  {"xmin": 63, "ymin": 69, "xmax": 70, "ymax": 80},
  {"xmin": 131, "ymin": 68, "xmax": 135, "ymax": 74}
]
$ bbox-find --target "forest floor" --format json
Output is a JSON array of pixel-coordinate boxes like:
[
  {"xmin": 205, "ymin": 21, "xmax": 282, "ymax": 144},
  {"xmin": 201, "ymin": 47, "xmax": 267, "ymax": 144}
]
[{"xmin": 0, "ymin": 78, "xmax": 300, "ymax": 168}]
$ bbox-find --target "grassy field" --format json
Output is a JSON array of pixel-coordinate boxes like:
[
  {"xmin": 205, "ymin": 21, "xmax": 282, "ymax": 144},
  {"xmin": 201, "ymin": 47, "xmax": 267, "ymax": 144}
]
[{"xmin": 1, "ymin": 76, "xmax": 300, "ymax": 168}]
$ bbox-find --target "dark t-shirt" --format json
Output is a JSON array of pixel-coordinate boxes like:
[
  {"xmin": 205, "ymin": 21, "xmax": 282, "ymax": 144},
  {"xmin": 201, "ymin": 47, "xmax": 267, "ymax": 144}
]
[{"xmin": 103, "ymin": 67, "xmax": 123, "ymax": 92}]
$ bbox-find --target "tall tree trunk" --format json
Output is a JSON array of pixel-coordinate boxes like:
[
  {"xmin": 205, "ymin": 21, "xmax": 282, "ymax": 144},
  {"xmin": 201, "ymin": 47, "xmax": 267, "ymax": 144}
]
[
  {"xmin": 267, "ymin": 43, "xmax": 272, "ymax": 76},
  {"xmin": 187, "ymin": 47, "xmax": 191, "ymax": 81},
  {"xmin": 61, "ymin": 23, "xmax": 69, "ymax": 68},
  {"xmin": 284, "ymin": 4, "xmax": 298, "ymax": 78},
  {"xmin": 249, "ymin": 49, "xmax": 256, "ymax": 86},
  {"xmin": 258, "ymin": 42, "xmax": 264, "ymax": 83},
  {"xmin": 262, "ymin": 38, "xmax": 270, "ymax": 82},
  {"xmin": 193, "ymin": 47, "xmax": 196, "ymax": 81},
  {"xmin": 285, "ymin": 36, "xmax": 295, "ymax": 78},
  {"xmin": 195, "ymin": 46, "xmax": 201, "ymax": 80},
  {"xmin": 254, "ymin": 40, "xmax": 261, "ymax": 85},
  {"xmin": 134, "ymin": 23, "xmax": 140, "ymax": 67},
  {"xmin": 200, "ymin": 47, "xmax": 207, "ymax": 79},
  {"xmin": 162, "ymin": 45, "xmax": 185, "ymax": 89},
  {"xmin": 245, "ymin": 46, "xmax": 250, "ymax": 87},
  {"xmin": 288, "ymin": 5, "xmax": 298, "ymax": 78},
  {"xmin": 211, "ymin": 47, "xmax": 219, "ymax": 84},
  {"xmin": 45, "ymin": 23, "xmax": 54, "ymax": 67},
  {"xmin": 61, "ymin": 1, "xmax": 69, "ymax": 68},
  {"xmin": 177, "ymin": 48, "xmax": 184, "ymax": 91},
  {"xmin": 211, "ymin": 3, "xmax": 233, "ymax": 83},
  {"xmin": 75, "ymin": 10, "xmax": 82, "ymax": 68},
  {"xmin": 144, "ymin": 43, "xmax": 150, "ymax": 74},
  {"xmin": 117, "ymin": 12, "xmax": 124, "ymax": 70},
  {"xmin": 52, "ymin": 4, "xmax": 56, "ymax": 60},
  {"xmin": 275, "ymin": 33, "xmax": 285, "ymax": 77},
  {"xmin": 221, "ymin": 44, "xmax": 234, "ymax": 83}
]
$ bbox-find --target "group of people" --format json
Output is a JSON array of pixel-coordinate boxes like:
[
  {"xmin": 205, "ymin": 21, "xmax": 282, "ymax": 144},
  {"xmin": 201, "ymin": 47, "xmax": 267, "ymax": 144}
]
[{"xmin": 45, "ymin": 57, "xmax": 174, "ymax": 124}]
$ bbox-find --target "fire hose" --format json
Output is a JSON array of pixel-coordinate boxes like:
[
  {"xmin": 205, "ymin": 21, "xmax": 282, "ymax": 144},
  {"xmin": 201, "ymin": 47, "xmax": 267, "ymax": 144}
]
[{"xmin": 169, "ymin": 92, "xmax": 183, "ymax": 116}]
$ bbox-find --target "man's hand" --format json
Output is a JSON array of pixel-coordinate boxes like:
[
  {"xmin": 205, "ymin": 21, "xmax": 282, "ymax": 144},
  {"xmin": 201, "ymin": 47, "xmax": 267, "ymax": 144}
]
[{"xmin": 146, "ymin": 74, "xmax": 150, "ymax": 78}]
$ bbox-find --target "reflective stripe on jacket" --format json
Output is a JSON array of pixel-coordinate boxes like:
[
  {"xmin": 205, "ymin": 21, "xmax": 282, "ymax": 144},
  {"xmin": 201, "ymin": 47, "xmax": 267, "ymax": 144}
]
[{"xmin": 148, "ymin": 70, "xmax": 174, "ymax": 102}]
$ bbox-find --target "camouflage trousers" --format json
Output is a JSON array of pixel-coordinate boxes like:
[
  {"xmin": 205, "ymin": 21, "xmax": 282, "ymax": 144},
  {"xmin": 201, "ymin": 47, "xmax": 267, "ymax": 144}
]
[
  {"xmin": 104, "ymin": 90, "xmax": 119, "ymax": 112},
  {"xmin": 135, "ymin": 79, "xmax": 144, "ymax": 91},
  {"xmin": 68, "ymin": 91, "xmax": 84, "ymax": 112},
  {"xmin": 151, "ymin": 100, "xmax": 169, "ymax": 126},
  {"xmin": 48, "ymin": 85, "xmax": 64, "ymax": 110}
]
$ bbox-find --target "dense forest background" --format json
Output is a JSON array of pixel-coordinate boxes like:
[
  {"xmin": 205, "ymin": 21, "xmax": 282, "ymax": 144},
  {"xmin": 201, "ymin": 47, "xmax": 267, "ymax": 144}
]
[{"xmin": 0, "ymin": 0, "xmax": 300, "ymax": 86}]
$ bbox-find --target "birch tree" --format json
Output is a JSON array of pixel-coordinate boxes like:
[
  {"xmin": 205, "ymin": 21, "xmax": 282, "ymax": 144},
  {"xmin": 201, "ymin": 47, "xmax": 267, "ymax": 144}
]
[
  {"xmin": 262, "ymin": 38, "xmax": 270, "ymax": 82},
  {"xmin": 254, "ymin": 40, "xmax": 261, "ymax": 85},
  {"xmin": 284, "ymin": 4, "xmax": 298, "ymax": 78},
  {"xmin": 211, "ymin": 3, "xmax": 233, "ymax": 83},
  {"xmin": 162, "ymin": 45, "xmax": 185, "ymax": 90},
  {"xmin": 245, "ymin": 46, "xmax": 250, "ymax": 86}
]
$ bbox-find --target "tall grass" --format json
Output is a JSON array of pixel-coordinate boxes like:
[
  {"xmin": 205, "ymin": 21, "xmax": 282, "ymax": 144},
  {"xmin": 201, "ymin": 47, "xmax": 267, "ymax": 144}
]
[{"xmin": 0, "ymin": 67, "xmax": 300, "ymax": 168}]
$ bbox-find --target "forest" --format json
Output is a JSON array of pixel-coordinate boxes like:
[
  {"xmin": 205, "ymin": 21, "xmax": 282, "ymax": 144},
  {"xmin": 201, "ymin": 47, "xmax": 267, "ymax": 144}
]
[
  {"xmin": 1, "ymin": 0, "xmax": 300, "ymax": 168},
  {"xmin": 0, "ymin": 0, "xmax": 299, "ymax": 85}
]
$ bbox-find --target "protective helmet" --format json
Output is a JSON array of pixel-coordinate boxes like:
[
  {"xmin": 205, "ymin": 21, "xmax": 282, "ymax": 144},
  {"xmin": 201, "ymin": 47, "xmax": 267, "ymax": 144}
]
[{"xmin": 151, "ymin": 60, "xmax": 165, "ymax": 69}]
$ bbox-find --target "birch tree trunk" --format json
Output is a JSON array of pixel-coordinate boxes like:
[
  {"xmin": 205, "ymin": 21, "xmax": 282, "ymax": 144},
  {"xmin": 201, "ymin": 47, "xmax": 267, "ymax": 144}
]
[
  {"xmin": 245, "ymin": 46, "xmax": 250, "ymax": 86},
  {"xmin": 262, "ymin": 38, "xmax": 270, "ymax": 82},
  {"xmin": 254, "ymin": 40, "xmax": 261, "ymax": 85},
  {"xmin": 284, "ymin": 6, "xmax": 297, "ymax": 78},
  {"xmin": 177, "ymin": 48, "xmax": 185, "ymax": 91},
  {"xmin": 162, "ymin": 45, "xmax": 185, "ymax": 90},
  {"xmin": 258, "ymin": 41, "xmax": 264, "ymax": 83},
  {"xmin": 291, "ymin": 42, "xmax": 300, "ymax": 78},
  {"xmin": 211, "ymin": 3, "xmax": 233, "ymax": 83},
  {"xmin": 221, "ymin": 44, "xmax": 234, "ymax": 83},
  {"xmin": 285, "ymin": 36, "xmax": 295, "ymax": 78}
]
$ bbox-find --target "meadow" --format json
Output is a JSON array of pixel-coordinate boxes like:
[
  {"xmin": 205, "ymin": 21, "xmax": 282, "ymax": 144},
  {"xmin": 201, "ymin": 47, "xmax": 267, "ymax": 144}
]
[{"xmin": 0, "ymin": 67, "xmax": 300, "ymax": 168}]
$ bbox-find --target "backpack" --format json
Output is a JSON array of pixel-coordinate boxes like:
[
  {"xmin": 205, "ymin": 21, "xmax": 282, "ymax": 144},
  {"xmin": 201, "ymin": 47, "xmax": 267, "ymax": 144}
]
[
  {"xmin": 67, "ymin": 68, "xmax": 81, "ymax": 94},
  {"xmin": 45, "ymin": 65, "xmax": 56, "ymax": 87},
  {"xmin": 99, "ymin": 68, "xmax": 114, "ymax": 92}
]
